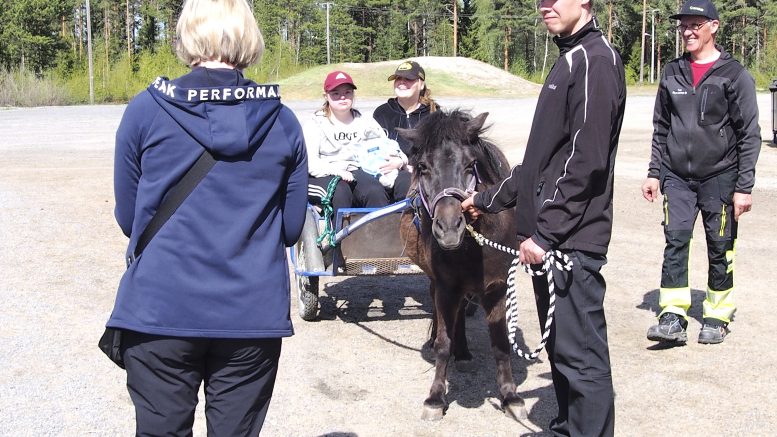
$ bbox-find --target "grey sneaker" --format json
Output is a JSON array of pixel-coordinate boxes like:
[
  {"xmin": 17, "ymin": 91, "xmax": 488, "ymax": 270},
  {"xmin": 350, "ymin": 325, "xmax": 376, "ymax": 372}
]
[
  {"xmin": 698, "ymin": 319, "xmax": 728, "ymax": 344},
  {"xmin": 647, "ymin": 312, "xmax": 688, "ymax": 343}
]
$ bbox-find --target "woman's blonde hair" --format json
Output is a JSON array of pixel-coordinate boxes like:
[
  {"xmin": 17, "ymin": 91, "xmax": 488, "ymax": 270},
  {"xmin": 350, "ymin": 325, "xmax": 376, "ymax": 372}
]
[
  {"xmin": 419, "ymin": 85, "xmax": 438, "ymax": 113},
  {"xmin": 319, "ymin": 101, "xmax": 332, "ymax": 117},
  {"xmin": 175, "ymin": 0, "xmax": 264, "ymax": 69}
]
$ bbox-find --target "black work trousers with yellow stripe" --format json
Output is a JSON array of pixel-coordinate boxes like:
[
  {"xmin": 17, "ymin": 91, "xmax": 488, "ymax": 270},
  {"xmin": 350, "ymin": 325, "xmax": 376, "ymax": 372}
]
[{"xmin": 658, "ymin": 167, "xmax": 738, "ymax": 323}]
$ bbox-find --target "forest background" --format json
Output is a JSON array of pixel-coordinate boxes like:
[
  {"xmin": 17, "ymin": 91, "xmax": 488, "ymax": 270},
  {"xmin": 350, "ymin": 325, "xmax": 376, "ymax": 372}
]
[{"xmin": 2, "ymin": 0, "xmax": 777, "ymax": 106}]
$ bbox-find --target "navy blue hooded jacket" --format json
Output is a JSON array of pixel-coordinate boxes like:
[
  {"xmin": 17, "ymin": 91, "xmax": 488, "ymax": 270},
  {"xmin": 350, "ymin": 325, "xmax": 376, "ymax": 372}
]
[{"xmin": 108, "ymin": 67, "xmax": 308, "ymax": 338}]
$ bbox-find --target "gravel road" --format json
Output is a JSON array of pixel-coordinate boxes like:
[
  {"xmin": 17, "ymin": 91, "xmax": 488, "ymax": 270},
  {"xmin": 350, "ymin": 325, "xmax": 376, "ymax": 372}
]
[{"xmin": 1, "ymin": 94, "xmax": 776, "ymax": 436}]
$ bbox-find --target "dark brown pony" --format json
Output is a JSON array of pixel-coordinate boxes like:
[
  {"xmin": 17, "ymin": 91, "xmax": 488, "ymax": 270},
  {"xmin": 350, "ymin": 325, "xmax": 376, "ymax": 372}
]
[{"xmin": 398, "ymin": 110, "xmax": 526, "ymax": 421}]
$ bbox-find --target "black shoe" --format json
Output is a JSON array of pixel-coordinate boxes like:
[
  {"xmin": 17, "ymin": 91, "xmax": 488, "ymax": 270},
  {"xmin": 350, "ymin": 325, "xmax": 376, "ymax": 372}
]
[
  {"xmin": 647, "ymin": 312, "xmax": 688, "ymax": 343},
  {"xmin": 698, "ymin": 319, "xmax": 728, "ymax": 344}
]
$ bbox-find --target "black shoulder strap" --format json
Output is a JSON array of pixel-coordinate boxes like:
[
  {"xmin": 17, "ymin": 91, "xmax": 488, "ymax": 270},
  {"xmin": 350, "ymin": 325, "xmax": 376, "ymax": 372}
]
[{"xmin": 131, "ymin": 150, "xmax": 217, "ymax": 261}]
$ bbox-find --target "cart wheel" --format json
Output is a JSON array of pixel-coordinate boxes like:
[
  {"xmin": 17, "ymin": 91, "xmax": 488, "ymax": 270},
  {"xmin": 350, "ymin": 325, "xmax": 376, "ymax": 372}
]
[
  {"xmin": 297, "ymin": 274, "xmax": 319, "ymax": 321},
  {"xmin": 296, "ymin": 237, "xmax": 320, "ymax": 321}
]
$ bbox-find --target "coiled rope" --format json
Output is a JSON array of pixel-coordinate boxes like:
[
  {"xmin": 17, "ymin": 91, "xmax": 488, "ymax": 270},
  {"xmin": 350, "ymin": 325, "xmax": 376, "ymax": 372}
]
[
  {"xmin": 315, "ymin": 175, "xmax": 341, "ymax": 248},
  {"xmin": 465, "ymin": 224, "xmax": 572, "ymax": 361}
]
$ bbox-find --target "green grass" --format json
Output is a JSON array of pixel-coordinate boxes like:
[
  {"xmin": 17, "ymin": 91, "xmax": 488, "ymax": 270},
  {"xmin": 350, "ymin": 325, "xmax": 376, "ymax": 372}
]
[
  {"xmin": 0, "ymin": 69, "xmax": 72, "ymax": 107},
  {"xmin": 275, "ymin": 60, "xmax": 541, "ymax": 101}
]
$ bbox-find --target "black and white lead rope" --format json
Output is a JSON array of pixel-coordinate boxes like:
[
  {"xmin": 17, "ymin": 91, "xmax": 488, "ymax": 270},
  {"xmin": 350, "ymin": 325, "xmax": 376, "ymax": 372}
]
[{"xmin": 465, "ymin": 224, "xmax": 573, "ymax": 361}]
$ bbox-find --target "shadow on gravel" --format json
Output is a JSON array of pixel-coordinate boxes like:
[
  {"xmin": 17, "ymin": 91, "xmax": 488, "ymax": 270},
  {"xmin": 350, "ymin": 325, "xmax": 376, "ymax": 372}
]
[
  {"xmin": 520, "ymin": 379, "xmax": 558, "ymax": 437},
  {"xmin": 639, "ymin": 288, "xmax": 709, "ymax": 350},
  {"xmin": 317, "ymin": 274, "xmax": 557, "ymax": 431},
  {"xmin": 637, "ymin": 288, "xmax": 707, "ymax": 324},
  {"xmin": 318, "ymin": 275, "xmax": 432, "ymax": 323},
  {"xmin": 315, "ymin": 433, "xmax": 358, "ymax": 437}
]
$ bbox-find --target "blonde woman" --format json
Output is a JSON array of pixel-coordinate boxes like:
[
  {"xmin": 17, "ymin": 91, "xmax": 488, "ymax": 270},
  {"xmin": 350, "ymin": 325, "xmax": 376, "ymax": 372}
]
[
  {"xmin": 373, "ymin": 60, "xmax": 439, "ymax": 199},
  {"xmin": 106, "ymin": 0, "xmax": 308, "ymax": 434}
]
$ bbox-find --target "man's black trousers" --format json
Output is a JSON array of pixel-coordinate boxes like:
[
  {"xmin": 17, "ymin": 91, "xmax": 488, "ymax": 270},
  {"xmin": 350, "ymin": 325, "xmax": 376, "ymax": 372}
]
[{"xmin": 532, "ymin": 250, "xmax": 615, "ymax": 437}]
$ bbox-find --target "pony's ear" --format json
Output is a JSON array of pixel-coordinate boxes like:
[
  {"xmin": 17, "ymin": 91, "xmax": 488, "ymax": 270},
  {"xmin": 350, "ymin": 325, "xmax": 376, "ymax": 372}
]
[
  {"xmin": 467, "ymin": 112, "xmax": 489, "ymax": 143},
  {"xmin": 396, "ymin": 127, "xmax": 419, "ymax": 145}
]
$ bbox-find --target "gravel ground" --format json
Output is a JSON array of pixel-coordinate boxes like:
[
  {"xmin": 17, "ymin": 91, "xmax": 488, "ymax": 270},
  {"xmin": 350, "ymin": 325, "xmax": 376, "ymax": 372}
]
[{"xmin": 1, "ymin": 94, "xmax": 776, "ymax": 436}]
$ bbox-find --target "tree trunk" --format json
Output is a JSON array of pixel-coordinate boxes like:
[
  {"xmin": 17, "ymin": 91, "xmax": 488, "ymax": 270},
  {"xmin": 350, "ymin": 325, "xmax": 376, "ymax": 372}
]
[
  {"xmin": 77, "ymin": 6, "xmax": 83, "ymax": 60},
  {"xmin": 640, "ymin": 0, "xmax": 646, "ymax": 84},
  {"xmin": 453, "ymin": 0, "xmax": 458, "ymax": 57},
  {"xmin": 126, "ymin": 0, "xmax": 132, "ymax": 63},
  {"xmin": 104, "ymin": 1, "xmax": 110, "ymax": 87},
  {"xmin": 655, "ymin": 15, "xmax": 660, "ymax": 81},
  {"xmin": 532, "ymin": 17, "xmax": 538, "ymax": 72},
  {"xmin": 503, "ymin": 25, "xmax": 511, "ymax": 71},
  {"xmin": 741, "ymin": 15, "xmax": 746, "ymax": 60},
  {"xmin": 657, "ymin": 28, "xmax": 662, "ymax": 80},
  {"xmin": 542, "ymin": 30, "xmax": 549, "ymax": 78},
  {"xmin": 675, "ymin": 0, "xmax": 681, "ymax": 57},
  {"xmin": 608, "ymin": 0, "xmax": 613, "ymax": 42}
]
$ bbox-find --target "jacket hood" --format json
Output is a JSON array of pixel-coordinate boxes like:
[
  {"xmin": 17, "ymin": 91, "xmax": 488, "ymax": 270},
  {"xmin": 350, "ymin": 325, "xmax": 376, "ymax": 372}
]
[
  {"xmin": 146, "ymin": 68, "xmax": 282, "ymax": 158},
  {"xmin": 680, "ymin": 44, "xmax": 735, "ymax": 66},
  {"xmin": 385, "ymin": 97, "xmax": 430, "ymax": 117}
]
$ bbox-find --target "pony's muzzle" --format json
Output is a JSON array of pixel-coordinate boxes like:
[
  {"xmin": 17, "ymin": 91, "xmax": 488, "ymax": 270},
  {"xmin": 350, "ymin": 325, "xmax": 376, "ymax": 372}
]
[{"xmin": 432, "ymin": 200, "xmax": 467, "ymax": 250}]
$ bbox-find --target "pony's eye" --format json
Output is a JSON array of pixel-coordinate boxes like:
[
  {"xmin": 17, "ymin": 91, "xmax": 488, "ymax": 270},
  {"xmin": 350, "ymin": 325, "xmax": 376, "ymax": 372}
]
[{"xmin": 416, "ymin": 162, "xmax": 429, "ymax": 173}]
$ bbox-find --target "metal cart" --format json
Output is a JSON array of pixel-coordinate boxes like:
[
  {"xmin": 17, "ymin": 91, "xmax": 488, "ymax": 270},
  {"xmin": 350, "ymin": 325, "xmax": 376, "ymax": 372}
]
[{"xmin": 289, "ymin": 199, "xmax": 423, "ymax": 321}]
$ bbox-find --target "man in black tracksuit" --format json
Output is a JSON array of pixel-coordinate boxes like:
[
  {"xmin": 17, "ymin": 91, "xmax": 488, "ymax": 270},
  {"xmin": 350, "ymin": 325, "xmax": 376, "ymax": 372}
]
[
  {"xmin": 462, "ymin": 1, "xmax": 625, "ymax": 434},
  {"xmin": 642, "ymin": 0, "xmax": 760, "ymax": 345}
]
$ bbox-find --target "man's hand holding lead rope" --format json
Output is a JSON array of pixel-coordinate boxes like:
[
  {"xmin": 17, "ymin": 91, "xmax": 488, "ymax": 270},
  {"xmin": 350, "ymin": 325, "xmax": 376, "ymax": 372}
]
[
  {"xmin": 462, "ymin": 194, "xmax": 546, "ymax": 265},
  {"xmin": 461, "ymin": 192, "xmax": 571, "ymax": 361},
  {"xmin": 460, "ymin": 194, "xmax": 482, "ymax": 221}
]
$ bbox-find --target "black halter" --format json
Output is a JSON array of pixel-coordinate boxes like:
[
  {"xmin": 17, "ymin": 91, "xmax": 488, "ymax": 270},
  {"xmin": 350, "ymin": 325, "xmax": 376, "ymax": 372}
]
[{"xmin": 417, "ymin": 162, "xmax": 481, "ymax": 219}]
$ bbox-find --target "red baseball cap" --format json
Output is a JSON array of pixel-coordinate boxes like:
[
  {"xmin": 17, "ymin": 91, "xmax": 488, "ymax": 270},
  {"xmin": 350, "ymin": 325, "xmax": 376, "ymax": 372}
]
[{"xmin": 324, "ymin": 70, "xmax": 357, "ymax": 92}]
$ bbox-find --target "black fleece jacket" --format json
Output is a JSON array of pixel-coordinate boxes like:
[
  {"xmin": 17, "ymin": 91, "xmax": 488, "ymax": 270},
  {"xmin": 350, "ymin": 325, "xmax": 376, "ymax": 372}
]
[
  {"xmin": 648, "ymin": 46, "xmax": 760, "ymax": 193},
  {"xmin": 474, "ymin": 19, "xmax": 626, "ymax": 255},
  {"xmin": 372, "ymin": 98, "xmax": 431, "ymax": 156}
]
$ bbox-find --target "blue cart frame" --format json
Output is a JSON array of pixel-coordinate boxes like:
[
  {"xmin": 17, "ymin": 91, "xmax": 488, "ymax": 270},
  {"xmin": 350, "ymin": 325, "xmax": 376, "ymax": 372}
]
[{"xmin": 289, "ymin": 199, "xmax": 422, "ymax": 321}]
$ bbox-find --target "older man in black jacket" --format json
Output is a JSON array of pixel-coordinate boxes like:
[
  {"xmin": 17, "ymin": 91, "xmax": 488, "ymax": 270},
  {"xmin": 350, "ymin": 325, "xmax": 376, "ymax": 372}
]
[{"xmin": 642, "ymin": 0, "xmax": 760, "ymax": 346}]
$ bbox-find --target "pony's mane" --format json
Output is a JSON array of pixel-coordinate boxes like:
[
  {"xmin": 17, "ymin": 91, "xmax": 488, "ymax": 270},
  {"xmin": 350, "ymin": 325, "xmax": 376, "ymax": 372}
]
[{"xmin": 410, "ymin": 109, "xmax": 509, "ymax": 182}]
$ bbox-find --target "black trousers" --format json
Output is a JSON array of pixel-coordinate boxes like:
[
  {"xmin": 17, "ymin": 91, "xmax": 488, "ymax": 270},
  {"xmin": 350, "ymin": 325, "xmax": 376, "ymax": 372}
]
[
  {"xmin": 307, "ymin": 169, "xmax": 391, "ymax": 216},
  {"xmin": 392, "ymin": 169, "xmax": 412, "ymax": 201},
  {"xmin": 532, "ymin": 250, "xmax": 614, "ymax": 437},
  {"xmin": 122, "ymin": 331, "xmax": 281, "ymax": 437},
  {"xmin": 659, "ymin": 168, "xmax": 737, "ymax": 321},
  {"xmin": 661, "ymin": 168, "xmax": 737, "ymax": 290}
]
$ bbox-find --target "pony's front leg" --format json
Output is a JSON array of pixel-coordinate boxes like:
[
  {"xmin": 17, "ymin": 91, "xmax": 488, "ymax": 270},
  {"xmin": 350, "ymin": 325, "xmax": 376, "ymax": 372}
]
[
  {"xmin": 422, "ymin": 289, "xmax": 455, "ymax": 421},
  {"xmin": 452, "ymin": 297, "xmax": 472, "ymax": 362},
  {"xmin": 482, "ymin": 283, "xmax": 528, "ymax": 421}
]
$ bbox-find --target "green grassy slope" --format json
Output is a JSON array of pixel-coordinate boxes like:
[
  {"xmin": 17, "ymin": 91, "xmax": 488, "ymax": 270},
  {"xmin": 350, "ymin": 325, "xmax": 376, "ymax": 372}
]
[{"xmin": 276, "ymin": 57, "xmax": 542, "ymax": 100}]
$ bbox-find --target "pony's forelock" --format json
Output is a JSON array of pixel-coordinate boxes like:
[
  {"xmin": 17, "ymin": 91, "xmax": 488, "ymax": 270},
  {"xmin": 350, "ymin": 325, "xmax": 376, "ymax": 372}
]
[{"xmin": 410, "ymin": 109, "xmax": 507, "ymax": 182}]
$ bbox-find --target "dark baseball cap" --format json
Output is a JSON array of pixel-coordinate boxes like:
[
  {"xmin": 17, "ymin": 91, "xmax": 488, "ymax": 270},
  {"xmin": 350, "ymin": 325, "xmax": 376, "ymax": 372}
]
[
  {"xmin": 670, "ymin": 0, "xmax": 719, "ymax": 20},
  {"xmin": 324, "ymin": 70, "xmax": 357, "ymax": 92},
  {"xmin": 387, "ymin": 60, "xmax": 426, "ymax": 81}
]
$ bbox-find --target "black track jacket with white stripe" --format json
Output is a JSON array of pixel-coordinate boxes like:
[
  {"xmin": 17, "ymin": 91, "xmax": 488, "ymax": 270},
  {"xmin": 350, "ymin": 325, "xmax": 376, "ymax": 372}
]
[{"xmin": 474, "ymin": 19, "xmax": 626, "ymax": 255}]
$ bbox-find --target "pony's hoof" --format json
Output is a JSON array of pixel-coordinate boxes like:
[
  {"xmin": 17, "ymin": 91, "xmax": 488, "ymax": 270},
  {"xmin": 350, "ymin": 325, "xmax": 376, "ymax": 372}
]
[
  {"xmin": 421, "ymin": 405, "xmax": 445, "ymax": 421},
  {"xmin": 503, "ymin": 400, "xmax": 528, "ymax": 422}
]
